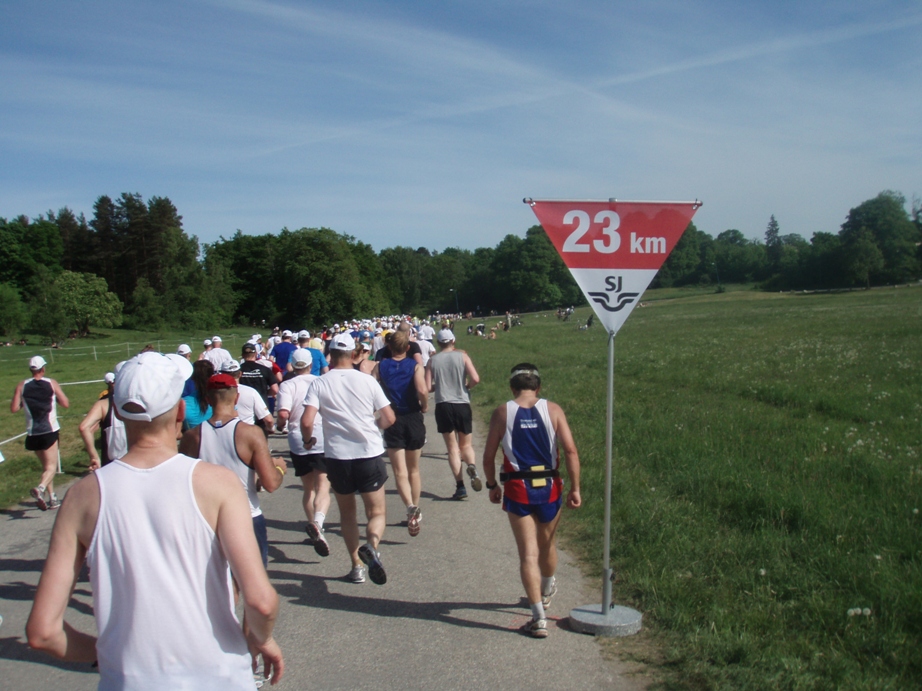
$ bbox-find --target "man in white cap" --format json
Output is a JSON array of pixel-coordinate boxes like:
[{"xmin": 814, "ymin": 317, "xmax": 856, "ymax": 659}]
[
  {"xmin": 301, "ymin": 333, "xmax": 395, "ymax": 584},
  {"xmin": 294, "ymin": 330, "xmax": 328, "ymax": 376},
  {"xmin": 203, "ymin": 335, "xmax": 234, "ymax": 370},
  {"xmin": 197, "ymin": 338, "xmax": 213, "ymax": 361},
  {"xmin": 10, "ymin": 356, "xmax": 69, "ymax": 510},
  {"xmin": 426, "ymin": 328, "xmax": 483, "ymax": 500},
  {"xmin": 27, "ymin": 351, "xmax": 284, "ymax": 687},
  {"xmin": 177, "ymin": 343, "xmax": 192, "ymax": 360},
  {"xmin": 78, "ymin": 371, "xmax": 127, "ymax": 471},
  {"xmin": 277, "ymin": 348, "xmax": 332, "ymax": 556}
]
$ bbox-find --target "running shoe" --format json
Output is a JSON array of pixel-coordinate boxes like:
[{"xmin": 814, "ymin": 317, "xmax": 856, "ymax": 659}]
[
  {"xmin": 346, "ymin": 566, "xmax": 366, "ymax": 584},
  {"xmin": 358, "ymin": 544, "xmax": 387, "ymax": 585},
  {"xmin": 31, "ymin": 487, "xmax": 48, "ymax": 511},
  {"xmin": 467, "ymin": 464, "xmax": 483, "ymax": 492},
  {"xmin": 305, "ymin": 522, "xmax": 329, "ymax": 557},
  {"xmin": 541, "ymin": 581, "xmax": 558, "ymax": 609},
  {"xmin": 452, "ymin": 485, "xmax": 468, "ymax": 501},
  {"xmin": 47, "ymin": 497, "xmax": 61, "ymax": 510},
  {"xmin": 407, "ymin": 506, "xmax": 421, "ymax": 537},
  {"xmin": 520, "ymin": 618, "xmax": 549, "ymax": 638}
]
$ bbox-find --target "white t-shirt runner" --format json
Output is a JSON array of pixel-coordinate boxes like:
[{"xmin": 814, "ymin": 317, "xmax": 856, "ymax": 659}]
[
  {"xmin": 303, "ymin": 369, "xmax": 390, "ymax": 460},
  {"xmin": 277, "ymin": 373, "xmax": 324, "ymax": 456}
]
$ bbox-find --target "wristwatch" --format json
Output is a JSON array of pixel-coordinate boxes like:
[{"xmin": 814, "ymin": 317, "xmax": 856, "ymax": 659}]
[{"xmin": 485, "ymin": 480, "xmax": 498, "ymax": 490}]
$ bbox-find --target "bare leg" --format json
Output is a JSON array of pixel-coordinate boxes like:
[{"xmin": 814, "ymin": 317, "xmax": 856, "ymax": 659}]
[
  {"xmin": 507, "ymin": 512, "xmax": 542, "ymax": 605},
  {"xmin": 387, "ymin": 448, "xmax": 412, "ymax": 509},
  {"xmin": 313, "ymin": 471, "xmax": 331, "ymax": 519},
  {"xmin": 442, "ymin": 431, "xmax": 462, "ymax": 482},
  {"xmin": 334, "ymin": 492, "xmax": 361, "ymax": 567},
  {"xmin": 360, "ymin": 486, "xmax": 387, "ymax": 551},
  {"xmin": 300, "ymin": 475, "xmax": 314, "ymax": 521},
  {"xmin": 457, "ymin": 431, "xmax": 476, "ymax": 470},
  {"xmin": 405, "ymin": 448, "xmax": 422, "ymax": 507},
  {"xmin": 36, "ymin": 445, "xmax": 58, "ymax": 495},
  {"xmin": 535, "ymin": 511, "xmax": 562, "ymax": 579}
]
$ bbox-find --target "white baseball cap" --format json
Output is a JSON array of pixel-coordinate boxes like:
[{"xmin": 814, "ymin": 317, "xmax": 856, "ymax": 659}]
[
  {"xmin": 437, "ymin": 329, "xmax": 455, "ymax": 343},
  {"xmin": 298, "ymin": 330, "xmax": 310, "ymax": 340},
  {"xmin": 113, "ymin": 352, "xmax": 193, "ymax": 422},
  {"xmin": 203, "ymin": 339, "xmax": 212, "ymax": 347},
  {"xmin": 211, "ymin": 335, "xmax": 222, "ymax": 343},
  {"xmin": 29, "ymin": 355, "xmax": 47, "ymax": 370},
  {"xmin": 329, "ymin": 333, "xmax": 356, "ymax": 351},
  {"xmin": 104, "ymin": 372, "xmax": 116, "ymax": 384},
  {"xmin": 221, "ymin": 360, "xmax": 241, "ymax": 373},
  {"xmin": 290, "ymin": 348, "xmax": 313, "ymax": 369},
  {"xmin": 282, "ymin": 329, "xmax": 292, "ymax": 338},
  {"xmin": 177, "ymin": 344, "xmax": 192, "ymax": 355}
]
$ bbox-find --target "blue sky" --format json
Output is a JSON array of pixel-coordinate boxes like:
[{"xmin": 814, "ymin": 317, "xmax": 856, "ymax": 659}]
[{"xmin": 2, "ymin": 0, "xmax": 919, "ymax": 251}]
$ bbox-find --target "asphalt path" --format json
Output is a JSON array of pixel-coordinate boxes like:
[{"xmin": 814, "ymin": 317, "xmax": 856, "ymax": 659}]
[{"xmin": 0, "ymin": 405, "xmax": 646, "ymax": 690}]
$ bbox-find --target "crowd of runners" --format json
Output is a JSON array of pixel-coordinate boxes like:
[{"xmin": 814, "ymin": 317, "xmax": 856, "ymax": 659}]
[{"xmin": 15, "ymin": 315, "xmax": 581, "ymax": 688}]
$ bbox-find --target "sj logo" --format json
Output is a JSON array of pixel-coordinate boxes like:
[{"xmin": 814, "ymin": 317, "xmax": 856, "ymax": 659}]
[{"xmin": 587, "ymin": 275, "xmax": 638, "ymax": 313}]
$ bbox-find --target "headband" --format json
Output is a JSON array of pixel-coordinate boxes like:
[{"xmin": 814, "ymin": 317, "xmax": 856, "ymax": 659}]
[{"xmin": 510, "ymin": 368, "xmax": 539, "ymax": 379}]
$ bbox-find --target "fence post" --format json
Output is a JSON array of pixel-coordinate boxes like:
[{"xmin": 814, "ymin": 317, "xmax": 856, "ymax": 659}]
[{"xmin": 93, "ymin": 346, "xmax": 97, "ymax": 361}]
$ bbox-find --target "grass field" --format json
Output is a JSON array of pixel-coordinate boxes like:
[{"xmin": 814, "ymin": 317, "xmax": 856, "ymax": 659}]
[
  {"xmin": 2, "ymin": 289, "xmax": 919, "ymax": 689},
  {"xmin": 0, "ymin": 329, "xmax": 256, "ymax": 508},
  {"xmin": 460, "ymin": 287, "xmax": 921, "ymax": 690}
]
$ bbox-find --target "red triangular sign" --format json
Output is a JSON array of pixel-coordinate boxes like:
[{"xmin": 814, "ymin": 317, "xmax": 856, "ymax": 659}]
[{"xmin": 526, "ymin": 199, "xmax": 702, "ymax": 335}]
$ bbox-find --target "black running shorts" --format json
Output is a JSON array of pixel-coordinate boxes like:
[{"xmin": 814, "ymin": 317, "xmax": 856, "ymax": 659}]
[
  {"xmin": 25, "ymin": 431, "xmax": 59, "ymax": 452},
  {"xmin": 291, "ymin": 452, "xmax": 327, "ymax": 477},
  {"xmin": 383, "ymin": 412, "xmax": 427, "ymax": 451},
  {"xmin": 326, "ymin": 456, "xmax": 388, "ymax": 495},
  {"xmin": 434, "ymin": 402, "xmax": 472, "ymax": 435}
]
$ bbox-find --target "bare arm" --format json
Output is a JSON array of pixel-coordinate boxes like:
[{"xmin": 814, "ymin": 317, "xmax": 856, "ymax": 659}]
[
  {"xmin": 243, "ymin": 424, "xmax": 284, "ymax": 493},
  {"xmin": 27, "ymin": 476, "xmax": 100, "ymax": 661},
  {"xmin": 549, "ymin": 402, "xmax": 581, "ymax": 509},
  {"xmin": 51, "ymin": 379, "xmax": 70, "ymax": 408},
  {"xmin": 482, "ymin": 404, "xmax": 506, "ymax": 505},
  {"xmin": 376, "ymin": 404, "xmax": 396, "ymax": 430},
  {"xmin": 300, "ymin": 405, "xmax": 318, "ymax": 450},
  {"xmin": 462, "ymin": 352, "xmax": 480, "ymax": 389},
  {"xmin": 78, "ymin": 399, "xmax": 107, "ymax": 470},
  {"xmin": 194, "ymin": 464, "xmax": 283, "ymax": 683},
  {"xmin": 10, "ymin": 380, "xmax": 24, "ymax": 413},
  {"xmin": 414, "ymin": 364, "xmax": 429, "ymax": 414},
  {"xmin": 425, "ymin": 361, "xmax": 433, "ymax": 393}
]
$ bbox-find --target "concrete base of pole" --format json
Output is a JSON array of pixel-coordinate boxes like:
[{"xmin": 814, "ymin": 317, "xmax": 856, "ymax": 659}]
[{"xmin": 569, "ymin": 604, "xmax": 642, "ymax": 637}]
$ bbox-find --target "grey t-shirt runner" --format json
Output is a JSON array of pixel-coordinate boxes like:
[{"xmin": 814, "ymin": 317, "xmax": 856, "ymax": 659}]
[{"xmin": 429, "ymin": 350, "xmax": 470, "ymax": 405}]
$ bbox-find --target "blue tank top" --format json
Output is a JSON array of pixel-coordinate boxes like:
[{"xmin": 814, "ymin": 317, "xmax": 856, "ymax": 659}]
[{"xmin": 378, "ymin": 357, "xmax": 420, "ymax": 415}]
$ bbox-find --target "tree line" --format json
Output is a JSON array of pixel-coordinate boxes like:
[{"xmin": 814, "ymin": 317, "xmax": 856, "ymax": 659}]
[{"xmin": 1, "ymin": 190, "xmax": 919, "ymax": 340}]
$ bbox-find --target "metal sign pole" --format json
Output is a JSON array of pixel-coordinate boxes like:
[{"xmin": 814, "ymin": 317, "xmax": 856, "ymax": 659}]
[
  {"xmin": 602, "ymin": 329, "xmax": 614, "ymax": 611},
  {"xmin": 569, "ymin": 328, "xmax": 642, "ymax": 637}
]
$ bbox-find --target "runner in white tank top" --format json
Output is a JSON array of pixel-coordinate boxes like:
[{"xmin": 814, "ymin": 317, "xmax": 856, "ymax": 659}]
[
  {"xmin": 26, "ymin": 351, "xmax": 284, "ymax": 686},
  {"xmin": 89, "ymin": 454, "xmax": 253, "ymax": 689}
]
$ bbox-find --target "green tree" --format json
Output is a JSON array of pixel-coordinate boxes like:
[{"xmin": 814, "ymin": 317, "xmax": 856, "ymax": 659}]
[
  {"xmin": 0, "ymin": 282, "xmax": 28, "ymax": 337},
  {"xmin": 839, "ymin": 191, "xmax": 920, "ymax": 284},
  {"xmin": 54, "ymin": 271, "xmax": 123, "ymax": 336},
  {"xmin": 842, "ymin": 228, "xmax": 885, "ymax": 289},
  {"xmin": 765, "ymin": 215, "xmax": 782, "ymax": 270}
]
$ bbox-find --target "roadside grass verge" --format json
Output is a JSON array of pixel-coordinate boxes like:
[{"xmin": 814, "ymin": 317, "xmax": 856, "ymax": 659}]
[
  {"xmin": 0, "ymin": 327, "xmax": 255, "ymax": 508},
  {"xmin": 462, "ymin": 287, "xmax": 921, "ymax": 689}
]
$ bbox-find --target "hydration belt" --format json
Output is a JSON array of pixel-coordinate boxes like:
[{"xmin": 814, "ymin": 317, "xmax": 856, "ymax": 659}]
[{"xmin": 500, "ymin": 468, "xmax": 559, "ymax": 482}]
